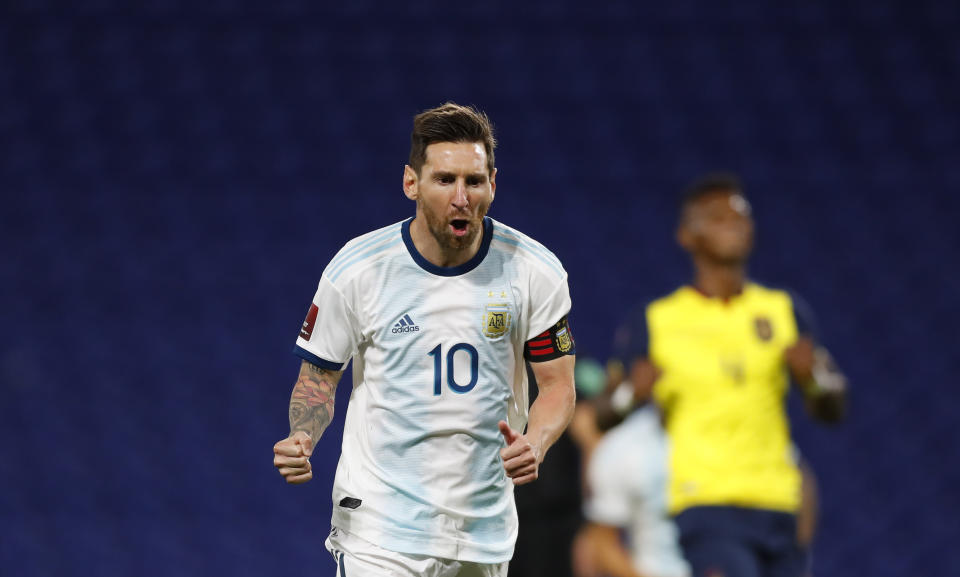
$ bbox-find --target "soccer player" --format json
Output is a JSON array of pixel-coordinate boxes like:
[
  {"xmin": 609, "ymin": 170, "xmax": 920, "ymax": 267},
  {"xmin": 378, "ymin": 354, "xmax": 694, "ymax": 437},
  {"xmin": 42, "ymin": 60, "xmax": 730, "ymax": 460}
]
[
  {"xmin": 582, "ymin": 402, "xmax": 691, "ymax": 577},
  {"xmin": 596, "ymin": 174, "xmax": 846, "ymax": 577},
  {"xmin": 272, "ymin": 103, "xmax": 577, "ymax": 577}
]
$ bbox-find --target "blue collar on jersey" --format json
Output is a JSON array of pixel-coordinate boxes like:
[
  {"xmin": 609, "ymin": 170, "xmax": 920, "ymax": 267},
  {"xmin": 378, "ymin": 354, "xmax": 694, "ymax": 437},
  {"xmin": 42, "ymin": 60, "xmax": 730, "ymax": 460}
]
[{"xmin": 401, "ymin": 216, "xmax": 494, "ymax": 277}]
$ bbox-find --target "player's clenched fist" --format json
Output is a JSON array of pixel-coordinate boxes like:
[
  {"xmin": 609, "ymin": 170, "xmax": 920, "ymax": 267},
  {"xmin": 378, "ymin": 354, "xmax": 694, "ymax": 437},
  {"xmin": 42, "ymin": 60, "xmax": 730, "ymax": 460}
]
[
  {"xmin": 273, "ymin": 431, "xmax": 314, "ymax": 484},
  {"xmin": 498, "ymin": 420, "xmax": 541, "ymax": 486}
]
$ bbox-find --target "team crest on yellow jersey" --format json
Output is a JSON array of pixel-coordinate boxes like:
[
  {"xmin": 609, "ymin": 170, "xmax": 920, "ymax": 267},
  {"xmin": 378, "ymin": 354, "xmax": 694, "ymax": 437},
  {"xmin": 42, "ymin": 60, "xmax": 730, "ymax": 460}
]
[
  {"xmin": 483, "ymin": 303, "xmax": 512, "ymax": 338},
  {"xmin": 754, "ymin": 316, "xmax": 774, "ymax": 341}
]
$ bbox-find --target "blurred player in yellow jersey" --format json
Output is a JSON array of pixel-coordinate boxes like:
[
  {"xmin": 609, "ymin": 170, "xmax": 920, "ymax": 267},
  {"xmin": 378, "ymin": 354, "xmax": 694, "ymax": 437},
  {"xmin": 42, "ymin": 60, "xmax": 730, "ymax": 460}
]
[{"xmin": 596, "ymin": 174, "xmax": 846, "ymax": 577}]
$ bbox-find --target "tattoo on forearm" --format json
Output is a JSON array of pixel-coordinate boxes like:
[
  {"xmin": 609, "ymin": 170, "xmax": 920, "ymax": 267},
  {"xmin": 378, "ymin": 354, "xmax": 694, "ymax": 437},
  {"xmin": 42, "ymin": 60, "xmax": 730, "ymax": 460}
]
[{"xmin": 289, "ymin": 363, "xmax": 342, "ymax": 440}]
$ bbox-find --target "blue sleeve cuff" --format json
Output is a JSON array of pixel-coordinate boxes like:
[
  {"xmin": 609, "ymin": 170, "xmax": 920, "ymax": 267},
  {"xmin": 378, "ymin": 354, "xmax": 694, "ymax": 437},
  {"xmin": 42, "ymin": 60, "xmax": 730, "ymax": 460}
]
[
  {"xmin": 789, "ymin": 291, "xmax": 820, "ymax": 340},
  {"xmin": 293, "ymin": 345, "xmax": 346, "ymax": 371}
]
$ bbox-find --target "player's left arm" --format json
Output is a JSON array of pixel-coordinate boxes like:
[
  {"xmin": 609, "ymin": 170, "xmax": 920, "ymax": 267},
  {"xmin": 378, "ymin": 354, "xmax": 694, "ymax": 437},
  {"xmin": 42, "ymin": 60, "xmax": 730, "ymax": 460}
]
[
  {"xmin": 499, "ymin": 316, "xmax": 577, "ymax": 485},
  {"xmin": 785, "ymin": 336, "xmax": 847, "ymax": 423},
  {"xmin": 499, "ymin": 353, "xmax": 576, "ymax": 485},
  {"xmin": 784, "ymin": 292, "xmax": 848, "ymax": 423}
]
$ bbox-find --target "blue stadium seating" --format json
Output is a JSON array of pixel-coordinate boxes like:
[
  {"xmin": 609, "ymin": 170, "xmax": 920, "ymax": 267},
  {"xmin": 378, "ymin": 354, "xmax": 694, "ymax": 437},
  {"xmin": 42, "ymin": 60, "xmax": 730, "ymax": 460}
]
[{"xmin": 2, "ymin": 1, "xmax": 958, "ymax": 575}]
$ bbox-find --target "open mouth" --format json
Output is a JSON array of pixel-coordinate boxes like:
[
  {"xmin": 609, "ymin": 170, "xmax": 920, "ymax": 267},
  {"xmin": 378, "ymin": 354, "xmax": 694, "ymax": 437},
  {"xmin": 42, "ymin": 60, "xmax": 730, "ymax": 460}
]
[{"xmin": 450, "ymin": 219, "xmax": 470, "ymax": 236}]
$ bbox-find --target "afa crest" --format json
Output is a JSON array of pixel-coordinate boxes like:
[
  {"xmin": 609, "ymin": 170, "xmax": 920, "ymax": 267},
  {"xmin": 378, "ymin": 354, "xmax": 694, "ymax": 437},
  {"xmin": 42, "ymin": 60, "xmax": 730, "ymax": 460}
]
[
  {"xmin": 556, "ymin": 326, "xmax": 573, "ymax": 353},
  {"xmin": 482, "ymin": 303, "xmax": 512, "ymax": 338}
]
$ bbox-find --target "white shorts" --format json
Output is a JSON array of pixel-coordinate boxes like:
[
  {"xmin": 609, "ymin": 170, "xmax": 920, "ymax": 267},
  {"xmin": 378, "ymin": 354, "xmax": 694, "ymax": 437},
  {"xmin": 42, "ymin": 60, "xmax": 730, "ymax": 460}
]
[{"xmin": 325, "ymin": 526, "xmax": 509, "ymax": 577}]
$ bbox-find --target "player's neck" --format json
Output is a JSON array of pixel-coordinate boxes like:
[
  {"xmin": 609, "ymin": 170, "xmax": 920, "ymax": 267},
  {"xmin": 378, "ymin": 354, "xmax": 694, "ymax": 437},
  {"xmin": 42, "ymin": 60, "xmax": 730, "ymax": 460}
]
[
  {"xmin": 409, "ymin": 216, "xmax": 484, "ymax": 268},
  {"xmin": 692, "ymin": 260, "xmax": 746, "ymax": 300}
]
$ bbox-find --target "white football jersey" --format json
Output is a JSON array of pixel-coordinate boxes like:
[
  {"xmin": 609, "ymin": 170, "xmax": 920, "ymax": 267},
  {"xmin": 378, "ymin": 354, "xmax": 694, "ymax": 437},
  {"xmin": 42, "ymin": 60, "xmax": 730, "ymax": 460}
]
[
  {"xmin": 585, "ymin": 405, "xmax": 690, "ymax": 577},
  {"xmin": 294, "ymin": 216, "xmax": 572, "ymax": 563}
]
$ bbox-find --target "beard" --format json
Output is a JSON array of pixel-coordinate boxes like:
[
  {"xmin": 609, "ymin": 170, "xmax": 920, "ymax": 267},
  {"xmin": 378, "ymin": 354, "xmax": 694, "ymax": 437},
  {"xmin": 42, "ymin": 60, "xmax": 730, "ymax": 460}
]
[{"xmin": 418, "ymin": 197, "xmax": 490, "ymax": 252}]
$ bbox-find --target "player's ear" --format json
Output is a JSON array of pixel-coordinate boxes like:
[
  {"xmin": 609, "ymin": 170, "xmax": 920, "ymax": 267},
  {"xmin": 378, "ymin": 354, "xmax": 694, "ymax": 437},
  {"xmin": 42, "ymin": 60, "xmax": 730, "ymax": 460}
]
[
  {"xmin": 489, "ymin": 167, "xmax": 497, "ymax": 201},
  {"xmin": 403, "ymin": 165, "xmax": 419, "ymax": 200}
]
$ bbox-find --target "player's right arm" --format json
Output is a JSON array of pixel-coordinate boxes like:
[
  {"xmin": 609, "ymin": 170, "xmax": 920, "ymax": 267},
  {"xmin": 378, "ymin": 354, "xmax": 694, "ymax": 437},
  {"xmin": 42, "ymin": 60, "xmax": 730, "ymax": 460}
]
[
  {"xmin": 289, "ymin": 359, "xmax": 344, "ymax": 440},
  {"xmin": 277, "ymin": 256, "xmax": 361, "ymax": 485},
  {"xmin": 273, "ymin": 360, "xmax": 344, "ymax": 485}
]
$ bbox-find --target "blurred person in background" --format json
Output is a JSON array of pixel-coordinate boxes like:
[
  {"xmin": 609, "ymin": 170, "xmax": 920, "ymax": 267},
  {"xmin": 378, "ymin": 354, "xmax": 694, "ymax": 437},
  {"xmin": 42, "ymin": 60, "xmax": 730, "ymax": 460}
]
[
  {"xmin": 580, "ymin": 400, "xmax": 691, "ymax": 577},
  {"xmin": 594, "ymin": 174, "xmax": 846, "ymax": 577},
  {"xmin": 581, "ymin": 402, "xmax": 819, "ymax": 577}
]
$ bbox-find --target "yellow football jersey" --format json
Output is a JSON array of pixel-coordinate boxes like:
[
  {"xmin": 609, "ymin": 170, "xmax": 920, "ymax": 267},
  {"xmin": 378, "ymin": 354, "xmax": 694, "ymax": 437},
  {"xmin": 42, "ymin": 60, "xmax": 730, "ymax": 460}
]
[{"xmin": 645, "ymin": 283, "xmax": 806, "ymax": 514}]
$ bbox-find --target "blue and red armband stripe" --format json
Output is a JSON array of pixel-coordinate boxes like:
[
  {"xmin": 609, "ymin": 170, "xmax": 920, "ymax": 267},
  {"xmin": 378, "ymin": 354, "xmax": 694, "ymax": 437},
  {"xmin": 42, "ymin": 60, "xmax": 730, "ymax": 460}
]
[{"xmin": 524, "ymin": 315, "xmax": 576, "ymax": 362}]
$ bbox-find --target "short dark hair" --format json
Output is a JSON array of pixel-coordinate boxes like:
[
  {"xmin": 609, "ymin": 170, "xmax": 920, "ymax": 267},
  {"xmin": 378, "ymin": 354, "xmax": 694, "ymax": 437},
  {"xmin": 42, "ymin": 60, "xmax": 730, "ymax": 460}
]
[
  {"xmin": 409, "ymin": 102, "xmax": 496, "ymax": 175},
  {"xmin": 680, "ymin": 172, "xmax": 744, "ymax": 219}
]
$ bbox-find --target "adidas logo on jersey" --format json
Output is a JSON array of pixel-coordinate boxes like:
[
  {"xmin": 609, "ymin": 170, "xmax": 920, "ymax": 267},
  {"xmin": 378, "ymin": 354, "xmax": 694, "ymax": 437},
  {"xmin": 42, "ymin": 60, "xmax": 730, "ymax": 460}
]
[{"xmin": 391, "ymin": 314, "xmax": 420, "ymax": 333}]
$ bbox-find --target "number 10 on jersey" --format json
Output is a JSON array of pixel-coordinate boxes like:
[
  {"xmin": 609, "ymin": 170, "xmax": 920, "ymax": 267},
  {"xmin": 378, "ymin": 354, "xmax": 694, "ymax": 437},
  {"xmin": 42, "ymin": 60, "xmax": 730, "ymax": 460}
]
[{"xmin": 428, "ymin": 343, "xmax": 479, "ymax": 395}]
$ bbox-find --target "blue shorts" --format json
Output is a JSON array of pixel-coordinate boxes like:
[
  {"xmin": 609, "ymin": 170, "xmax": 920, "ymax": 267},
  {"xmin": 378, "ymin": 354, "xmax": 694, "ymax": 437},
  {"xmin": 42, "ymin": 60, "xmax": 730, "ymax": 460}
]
[{"xmin": 675, "ymin": 506, "xmax": 808, "ymax": 577}]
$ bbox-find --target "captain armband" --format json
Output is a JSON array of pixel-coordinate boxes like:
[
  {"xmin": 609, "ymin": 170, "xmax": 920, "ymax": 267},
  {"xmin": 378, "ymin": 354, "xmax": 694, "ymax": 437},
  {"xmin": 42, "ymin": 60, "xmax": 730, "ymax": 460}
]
[{"xmin": 524, "ymin": 316, "xmax": 576, "ymax": 362}]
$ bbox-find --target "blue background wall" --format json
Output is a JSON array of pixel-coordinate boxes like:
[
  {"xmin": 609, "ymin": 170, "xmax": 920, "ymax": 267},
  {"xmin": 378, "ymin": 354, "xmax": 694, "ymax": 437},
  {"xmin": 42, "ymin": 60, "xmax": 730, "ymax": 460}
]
[{"xmin": 2, "ymin": 1, "xmax": 958, "ymax": 575}]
